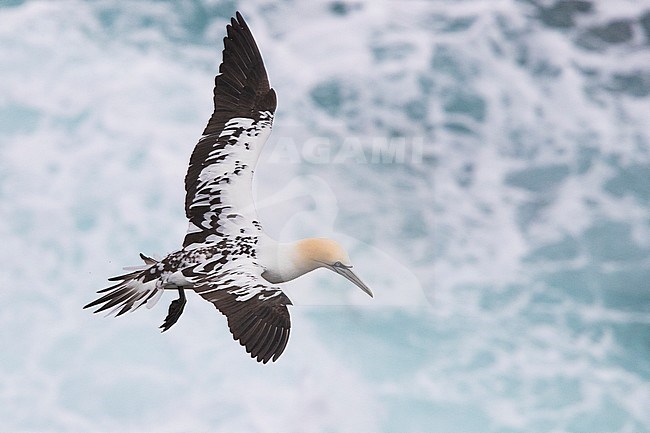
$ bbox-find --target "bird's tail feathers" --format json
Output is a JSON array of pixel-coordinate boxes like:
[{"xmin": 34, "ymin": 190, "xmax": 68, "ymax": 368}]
[{"xmin": 84, "ymin": 253, "xmax": 164, "ymax": 317}]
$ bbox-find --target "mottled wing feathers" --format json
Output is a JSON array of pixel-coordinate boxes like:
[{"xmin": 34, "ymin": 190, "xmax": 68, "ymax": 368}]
[
  {"xmin": 193, "ymin": 267, "xmax": 292, "ymax": 363},
  {"xmin": 182, "ymin": 12, "xmax": 289, "ymax": 362},
  {"xmin": 183, "ymin": 12, "xmax": 276, "ymax": 248}
]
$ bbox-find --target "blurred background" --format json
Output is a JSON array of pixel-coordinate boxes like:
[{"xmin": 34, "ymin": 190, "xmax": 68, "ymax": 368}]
[{"xmin": 1, "ymin": 0, "xmax": 649, "ymax": 432}]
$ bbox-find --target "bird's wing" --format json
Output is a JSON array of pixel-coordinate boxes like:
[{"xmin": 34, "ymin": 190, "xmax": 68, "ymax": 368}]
[
  {"xmin": 184, "ymin": 12, "xmax": 277, "ymax": 248},
  {"xmin": 184, "ymin": 13, "xmax": 289, "ymax": 363},
  {"xmin": 189, "ymin": 262, "xmax": 292, "ymax": 363}
]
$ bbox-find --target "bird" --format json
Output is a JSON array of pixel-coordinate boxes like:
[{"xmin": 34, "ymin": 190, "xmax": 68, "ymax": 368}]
[{"xmin": 84, "ymin": 12, "xmax": 373, "ymax": 364}]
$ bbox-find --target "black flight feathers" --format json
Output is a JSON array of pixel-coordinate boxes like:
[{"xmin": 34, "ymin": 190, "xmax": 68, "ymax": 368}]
[
  {"xmin": 203, "ymin": 11, "xmax": 276, "ymax": 136},
  {"xmin": 195, "ymin": 283, "xmax": 292, "ymax": 364}
]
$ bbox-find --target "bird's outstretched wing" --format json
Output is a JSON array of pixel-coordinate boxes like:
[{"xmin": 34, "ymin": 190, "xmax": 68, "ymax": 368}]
[
  {"xmin": 190, "ymin": 262, "xmax": 292, "ymax": 363},
  {"xmin": 184, "ymin": 12, "xmax": 277, "ymax": 248},
  {"xmin": 183, "ymin": 12, "xmax": 290, "ymax": 362}
]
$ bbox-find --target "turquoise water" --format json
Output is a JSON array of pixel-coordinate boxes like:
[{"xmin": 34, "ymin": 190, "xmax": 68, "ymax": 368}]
[{"xmin": 1, "ymin": 1, "xmax": 649, "ymax": 432}]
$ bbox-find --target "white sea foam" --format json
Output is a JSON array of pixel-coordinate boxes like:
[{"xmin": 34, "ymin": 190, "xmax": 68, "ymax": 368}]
[{"xmin": 1, "ymin": 0, "xmax": 649, "ymax": 432}]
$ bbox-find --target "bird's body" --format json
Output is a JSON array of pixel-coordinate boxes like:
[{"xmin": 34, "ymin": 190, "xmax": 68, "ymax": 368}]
[{"xmin": 84, "ymin": 12, "xmax": 372, "ymax": 363}]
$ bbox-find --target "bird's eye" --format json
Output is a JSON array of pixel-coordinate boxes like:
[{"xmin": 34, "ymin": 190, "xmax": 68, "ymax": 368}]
[{"xmin": 333, "ymin": 261, "xmax": 343, "ymax": 267}]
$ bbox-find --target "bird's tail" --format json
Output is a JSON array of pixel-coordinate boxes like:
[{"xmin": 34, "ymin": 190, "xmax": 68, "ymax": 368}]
[{"xmin": 84, "ymin": 253, "xmax": 164, "ymax": 317}]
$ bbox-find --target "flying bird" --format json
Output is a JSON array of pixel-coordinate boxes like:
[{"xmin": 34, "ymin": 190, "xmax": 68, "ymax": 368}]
[{"xmin": 84, "ymin": 12, "xmax": 373, "ymax": 363}]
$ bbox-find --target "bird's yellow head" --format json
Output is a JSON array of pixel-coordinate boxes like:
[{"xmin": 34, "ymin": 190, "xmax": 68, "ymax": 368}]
[
  {"xmin": 296, "ymin": 238, "xmax": 373, "ymax": 297},
  {"xmin": 296, "ymin": 238, "xmax": 351, "ymax": 266}
]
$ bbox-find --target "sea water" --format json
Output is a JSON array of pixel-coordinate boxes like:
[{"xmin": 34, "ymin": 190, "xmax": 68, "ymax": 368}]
[{"xmin": 1, "ymin": 1, "xmax": 649, "ymax": 432}]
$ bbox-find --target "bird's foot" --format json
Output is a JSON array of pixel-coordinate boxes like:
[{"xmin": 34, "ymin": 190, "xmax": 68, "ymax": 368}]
[{"xmin": 160, "ymin": 288, "xmax": 187, "ymax": 332}]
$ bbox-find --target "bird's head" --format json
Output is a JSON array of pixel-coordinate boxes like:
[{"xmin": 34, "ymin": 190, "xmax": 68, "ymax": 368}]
[{"xmin": 296, "ymin": 238, "xmax": 373, "ymax": 297}]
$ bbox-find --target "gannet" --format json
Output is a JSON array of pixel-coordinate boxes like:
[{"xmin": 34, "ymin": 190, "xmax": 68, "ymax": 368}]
[{"xmin": 84, "ymin": 12, "xmax": 373, "ymax": 363}]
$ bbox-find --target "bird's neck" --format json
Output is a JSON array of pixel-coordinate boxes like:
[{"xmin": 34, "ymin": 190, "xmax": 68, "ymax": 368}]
[{"xmin": 258, "ymin": 238, "xmax": 320, "ymax": 284}]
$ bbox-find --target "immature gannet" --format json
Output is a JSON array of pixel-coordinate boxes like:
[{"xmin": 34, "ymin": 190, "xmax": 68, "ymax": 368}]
[{"xmin": 84, "ymin": 12, "xmax": 373, "ymax": 363}]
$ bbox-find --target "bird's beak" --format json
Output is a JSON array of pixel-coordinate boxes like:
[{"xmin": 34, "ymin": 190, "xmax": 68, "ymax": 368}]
[{"xmin": 332, "ymin": 266, "xmax": 374, "ymax": 298}]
